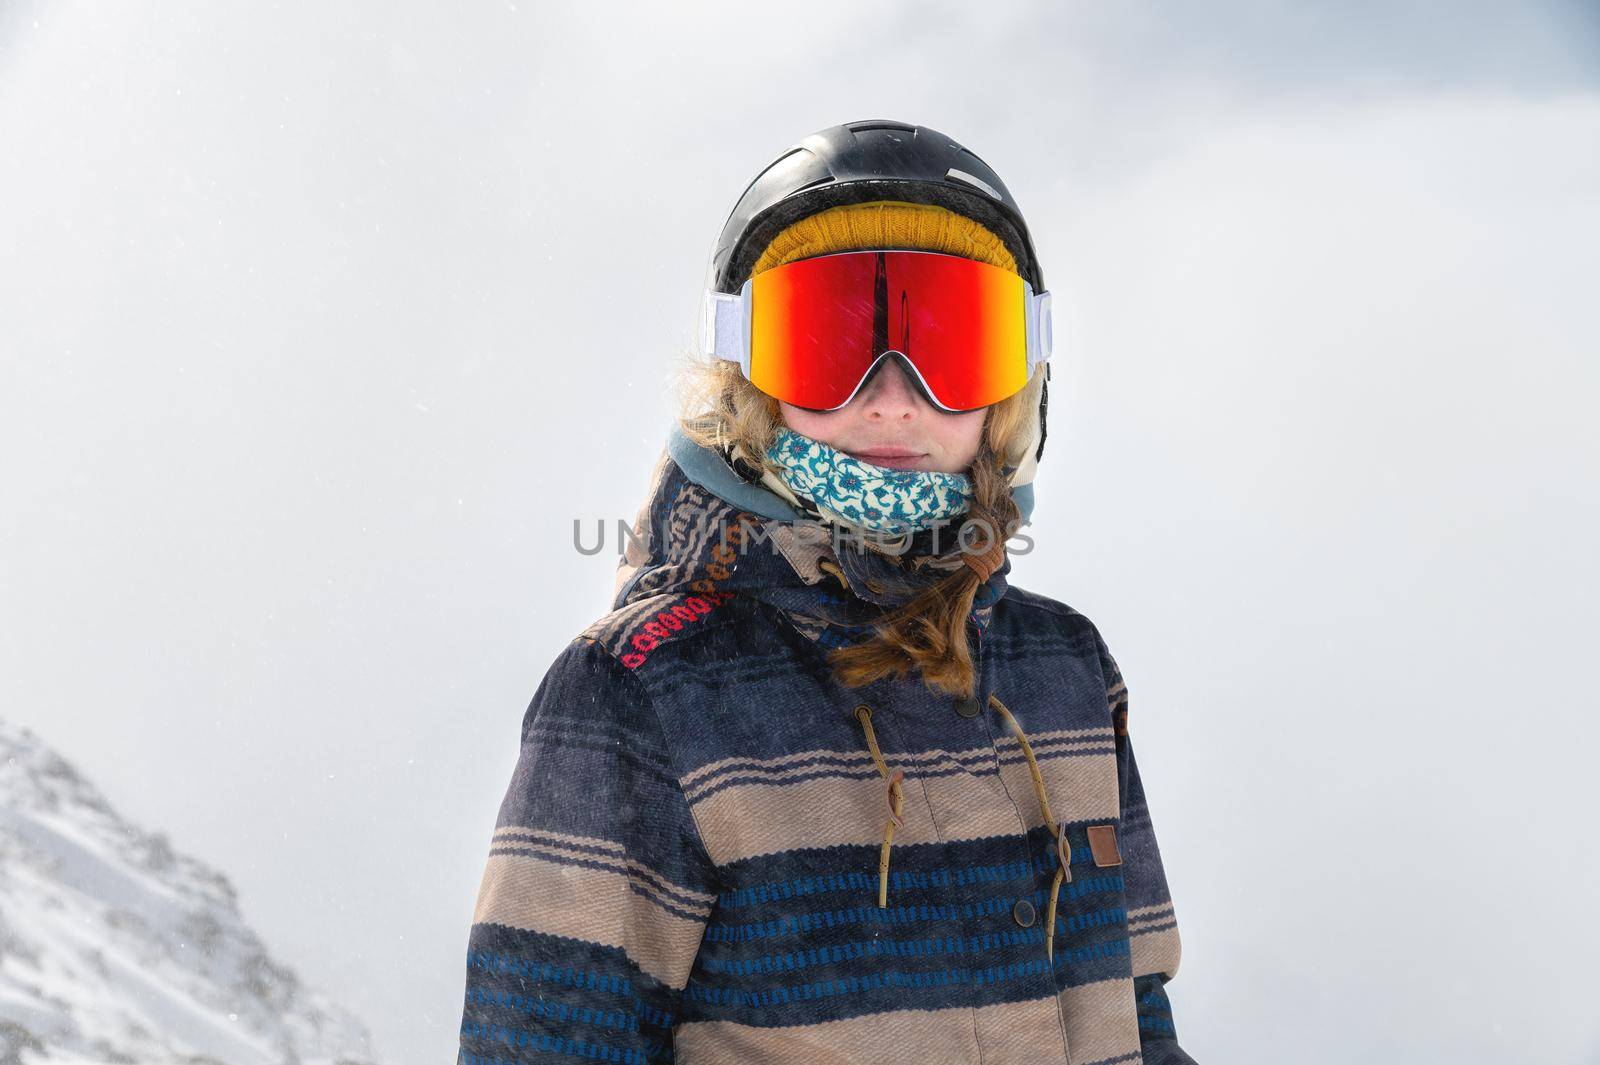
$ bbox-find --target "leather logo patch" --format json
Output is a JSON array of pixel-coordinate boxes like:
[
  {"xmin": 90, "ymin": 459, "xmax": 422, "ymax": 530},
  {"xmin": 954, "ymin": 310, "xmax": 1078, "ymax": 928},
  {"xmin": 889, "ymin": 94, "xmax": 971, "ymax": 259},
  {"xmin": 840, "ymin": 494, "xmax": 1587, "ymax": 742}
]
[{"xmin": 1086, "ymin": 824, "xmax": 1122, "ymax": 867}]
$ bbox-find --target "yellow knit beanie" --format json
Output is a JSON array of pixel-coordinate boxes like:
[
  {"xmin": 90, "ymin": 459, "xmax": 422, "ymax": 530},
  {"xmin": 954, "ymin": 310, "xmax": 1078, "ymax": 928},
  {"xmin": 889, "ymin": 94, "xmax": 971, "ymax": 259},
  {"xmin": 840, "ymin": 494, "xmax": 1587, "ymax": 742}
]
[{"xmin": 751, "ymin": 199, "xmax": 1019, "ymax": 276}]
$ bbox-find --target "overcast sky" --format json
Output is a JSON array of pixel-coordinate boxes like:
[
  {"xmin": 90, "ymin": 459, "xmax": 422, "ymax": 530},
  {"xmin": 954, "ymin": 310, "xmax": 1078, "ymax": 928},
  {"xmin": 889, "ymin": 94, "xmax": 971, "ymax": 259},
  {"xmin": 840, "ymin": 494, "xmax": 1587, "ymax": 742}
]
[{"xmin": 3, "ymin": 3, "xmax": 1598, "ymax": 1063}]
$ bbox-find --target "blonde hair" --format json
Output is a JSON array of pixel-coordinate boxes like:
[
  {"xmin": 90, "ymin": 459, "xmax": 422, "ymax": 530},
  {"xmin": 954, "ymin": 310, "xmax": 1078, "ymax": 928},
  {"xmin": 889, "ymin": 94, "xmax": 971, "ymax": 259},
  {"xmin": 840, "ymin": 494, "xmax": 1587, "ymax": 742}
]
[{"xmin": 671, "ymin": 201, "xmax": 1046, "ymax": 699}]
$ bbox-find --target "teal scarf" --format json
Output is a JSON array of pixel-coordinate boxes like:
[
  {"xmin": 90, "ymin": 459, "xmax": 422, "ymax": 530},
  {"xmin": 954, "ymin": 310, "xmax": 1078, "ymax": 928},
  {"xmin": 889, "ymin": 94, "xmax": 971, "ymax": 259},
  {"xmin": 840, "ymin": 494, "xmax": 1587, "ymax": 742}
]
[{"xmin": 765, "ymin": 425, "xmax": 974, "ymax": 537}]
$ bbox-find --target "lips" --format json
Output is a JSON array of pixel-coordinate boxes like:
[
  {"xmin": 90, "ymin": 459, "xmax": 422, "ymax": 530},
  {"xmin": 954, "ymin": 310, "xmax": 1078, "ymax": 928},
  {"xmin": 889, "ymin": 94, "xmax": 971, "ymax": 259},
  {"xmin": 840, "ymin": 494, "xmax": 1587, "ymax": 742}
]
[{"xmin": 851, "ymin": 448, "xmax": 928, "ymax": 469}]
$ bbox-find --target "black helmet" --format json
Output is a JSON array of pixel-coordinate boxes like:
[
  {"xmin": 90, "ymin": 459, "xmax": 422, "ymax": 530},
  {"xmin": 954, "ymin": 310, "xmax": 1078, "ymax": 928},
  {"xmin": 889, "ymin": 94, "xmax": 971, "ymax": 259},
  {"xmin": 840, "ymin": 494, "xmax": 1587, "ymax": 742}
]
[{"xmin": 706, "ymin": 118, "xmax": 1051, "ymax": 466}]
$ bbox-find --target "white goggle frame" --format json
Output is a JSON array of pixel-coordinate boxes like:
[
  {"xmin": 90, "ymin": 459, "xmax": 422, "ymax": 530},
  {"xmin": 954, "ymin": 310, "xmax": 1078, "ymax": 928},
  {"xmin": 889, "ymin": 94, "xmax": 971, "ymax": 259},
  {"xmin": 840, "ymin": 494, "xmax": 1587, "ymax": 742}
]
[{"xmin": 700, "ymin": 276, "xmax": 1054, "ymax": 398}]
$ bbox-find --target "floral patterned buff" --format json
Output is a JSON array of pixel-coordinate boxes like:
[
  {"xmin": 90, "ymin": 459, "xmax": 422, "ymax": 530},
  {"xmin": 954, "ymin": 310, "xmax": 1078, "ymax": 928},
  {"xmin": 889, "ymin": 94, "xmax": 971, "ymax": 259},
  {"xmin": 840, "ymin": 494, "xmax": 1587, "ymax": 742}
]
[{"xmin": 764, "ymin": 425, "xmax": 974, "ymax": 536}]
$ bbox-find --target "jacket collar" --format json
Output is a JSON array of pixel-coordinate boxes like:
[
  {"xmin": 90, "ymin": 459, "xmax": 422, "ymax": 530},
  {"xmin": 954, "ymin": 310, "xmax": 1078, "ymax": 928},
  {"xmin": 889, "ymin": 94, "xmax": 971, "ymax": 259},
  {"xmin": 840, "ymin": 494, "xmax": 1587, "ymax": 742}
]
[{"xmin": 612, "ymin": 424, "xmax": 1021, "ymax": 648}]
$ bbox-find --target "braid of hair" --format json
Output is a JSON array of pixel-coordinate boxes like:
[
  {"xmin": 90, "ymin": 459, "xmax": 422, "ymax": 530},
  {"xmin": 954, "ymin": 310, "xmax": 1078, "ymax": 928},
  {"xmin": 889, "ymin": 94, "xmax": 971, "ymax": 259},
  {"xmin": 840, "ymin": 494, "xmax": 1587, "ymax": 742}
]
[{"xmin": 826, "ymin": 437, "xmax": 1022, "ymax": 699}]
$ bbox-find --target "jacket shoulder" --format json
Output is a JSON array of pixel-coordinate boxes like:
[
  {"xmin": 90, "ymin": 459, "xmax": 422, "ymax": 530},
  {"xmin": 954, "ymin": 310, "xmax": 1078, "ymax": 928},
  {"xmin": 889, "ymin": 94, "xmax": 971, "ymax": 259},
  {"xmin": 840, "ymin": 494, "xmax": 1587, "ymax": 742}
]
[
  {"xmin": 997, "ymin": 583, "xmax": 1125, "ymax": 685},
  {"xmin": 999, "ymin": 584, "xmax": 1129, "ymax": 729},
  {"xmin": 522, "ymin": 630, "xmax": 651, "ymax": 732},
  {"xmin": 998, "ymin": 583, "xmax": 1105, "ymax": 643},
  {"xmin": 577, "ymin": 589, "xmax": 745, "ymax": 674}
]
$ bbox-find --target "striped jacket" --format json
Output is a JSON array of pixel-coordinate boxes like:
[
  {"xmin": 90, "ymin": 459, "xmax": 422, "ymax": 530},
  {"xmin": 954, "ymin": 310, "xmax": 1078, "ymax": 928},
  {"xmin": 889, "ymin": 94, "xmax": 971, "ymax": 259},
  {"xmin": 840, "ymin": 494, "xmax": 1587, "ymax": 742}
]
[{"xmin": 458, "ymin": 424, "xmax": 1198, "ymax": 1065}]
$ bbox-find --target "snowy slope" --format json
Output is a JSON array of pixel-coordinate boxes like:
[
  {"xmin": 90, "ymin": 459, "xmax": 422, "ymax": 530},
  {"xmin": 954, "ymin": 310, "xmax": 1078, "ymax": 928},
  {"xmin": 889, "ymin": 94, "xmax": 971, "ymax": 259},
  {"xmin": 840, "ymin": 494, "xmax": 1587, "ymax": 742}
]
[{"xmin": 0, "ymin": 718, "xmax": 381, "ymax": 1065}]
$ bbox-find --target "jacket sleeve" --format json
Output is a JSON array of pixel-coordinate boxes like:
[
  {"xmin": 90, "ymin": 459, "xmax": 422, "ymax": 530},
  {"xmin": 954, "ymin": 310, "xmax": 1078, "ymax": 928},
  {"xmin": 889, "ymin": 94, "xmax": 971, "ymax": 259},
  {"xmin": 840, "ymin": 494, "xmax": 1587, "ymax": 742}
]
[
  {"xmin": 458, "ymin": 635, "xmax": 720, "ymax": 1065},
  {"xmin": 1094, "ymin": 629, "xmax": 1199, "ymax": 1065}
]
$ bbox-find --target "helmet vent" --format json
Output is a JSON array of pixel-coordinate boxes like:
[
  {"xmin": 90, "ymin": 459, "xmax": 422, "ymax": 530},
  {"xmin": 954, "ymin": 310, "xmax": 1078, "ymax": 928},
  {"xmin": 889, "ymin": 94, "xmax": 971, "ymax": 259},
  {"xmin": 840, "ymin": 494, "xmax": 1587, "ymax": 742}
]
[
  {"xmin": 958, "ymin": 146, "xmax": 994, "ymax": 170},
  {"xmin": 846, "ymin": 120, "xmax": 916, "ymax": 134},
  {"xmin": 789, "ymin": 174, "xmax": 836, "ymax": 194},
  {"xmin": 944, "ymin": 167, "xmax": 1001, "ymax": 200}
]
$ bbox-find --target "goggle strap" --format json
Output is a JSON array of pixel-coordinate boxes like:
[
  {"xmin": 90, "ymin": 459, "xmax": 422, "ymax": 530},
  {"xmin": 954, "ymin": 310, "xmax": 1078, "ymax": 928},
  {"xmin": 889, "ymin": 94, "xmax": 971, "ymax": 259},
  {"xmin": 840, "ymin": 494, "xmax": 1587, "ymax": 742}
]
[
  {"xmin": 1027, "ymin": 289, "xmax": 1054, "ymax": 370},
  {"xmin": 701, "ymin": 289, "xmax": 746, "ymax": 372}
]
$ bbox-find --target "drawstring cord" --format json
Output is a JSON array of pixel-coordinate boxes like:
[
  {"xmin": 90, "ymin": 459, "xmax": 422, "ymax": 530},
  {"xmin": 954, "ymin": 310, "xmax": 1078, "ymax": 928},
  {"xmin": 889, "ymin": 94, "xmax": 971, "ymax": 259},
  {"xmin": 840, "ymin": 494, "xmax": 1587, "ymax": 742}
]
[
  {"xmin": 853, "ymin": 696, "xmax": 1070, "ymax": 964},
  {"xmin": 854, "ymin": 704, "xmax": 905, "ymax": 909},
  {"xmin": 989, "ymin": 693, "xmax": 1072, "ymax": 964}
]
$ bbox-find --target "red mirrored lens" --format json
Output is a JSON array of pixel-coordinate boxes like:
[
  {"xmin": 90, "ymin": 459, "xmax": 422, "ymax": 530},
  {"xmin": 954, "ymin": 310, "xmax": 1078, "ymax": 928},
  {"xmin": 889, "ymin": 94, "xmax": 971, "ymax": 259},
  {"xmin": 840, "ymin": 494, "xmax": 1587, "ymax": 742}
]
[{"xmin": 747, "ymin": 250, "xmax": 1030, "ymax": 411}]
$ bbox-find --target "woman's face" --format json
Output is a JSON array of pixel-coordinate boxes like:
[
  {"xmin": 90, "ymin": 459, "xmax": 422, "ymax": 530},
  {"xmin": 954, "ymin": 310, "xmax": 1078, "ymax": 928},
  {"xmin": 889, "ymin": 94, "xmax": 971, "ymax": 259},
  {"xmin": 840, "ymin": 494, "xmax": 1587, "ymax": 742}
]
[{"xmin": 778, "ymin": 357, "xmax": 987, "ymax": 474}]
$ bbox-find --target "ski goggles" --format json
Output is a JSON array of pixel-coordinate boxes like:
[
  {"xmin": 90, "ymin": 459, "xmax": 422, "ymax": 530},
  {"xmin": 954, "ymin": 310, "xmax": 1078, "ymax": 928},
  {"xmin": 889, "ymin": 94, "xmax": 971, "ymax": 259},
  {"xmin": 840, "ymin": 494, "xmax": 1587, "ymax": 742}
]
[{"xmin": 701, "ymin": 249, "xmax": 1052, "ymax": 413}]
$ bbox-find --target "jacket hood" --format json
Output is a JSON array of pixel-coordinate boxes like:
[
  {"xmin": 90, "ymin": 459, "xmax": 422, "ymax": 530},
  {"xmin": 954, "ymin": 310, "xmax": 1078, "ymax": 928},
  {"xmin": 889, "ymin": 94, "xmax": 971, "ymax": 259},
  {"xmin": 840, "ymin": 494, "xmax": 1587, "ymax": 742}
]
[{"xmin": 610, "ymin": 422, "xmax": 1029, "ymax": 648}]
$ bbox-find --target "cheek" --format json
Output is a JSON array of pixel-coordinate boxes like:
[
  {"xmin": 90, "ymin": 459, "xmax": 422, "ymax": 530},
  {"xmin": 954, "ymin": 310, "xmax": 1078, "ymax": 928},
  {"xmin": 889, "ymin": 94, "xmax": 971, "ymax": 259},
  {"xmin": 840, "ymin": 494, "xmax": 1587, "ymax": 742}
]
[
  {"xmin": 941, "ymin": 411, "xmax": 988, "ymax": 460},
  {"xmin": 778, "ymin": 403, "xmax": 842, "ymax": 448}
]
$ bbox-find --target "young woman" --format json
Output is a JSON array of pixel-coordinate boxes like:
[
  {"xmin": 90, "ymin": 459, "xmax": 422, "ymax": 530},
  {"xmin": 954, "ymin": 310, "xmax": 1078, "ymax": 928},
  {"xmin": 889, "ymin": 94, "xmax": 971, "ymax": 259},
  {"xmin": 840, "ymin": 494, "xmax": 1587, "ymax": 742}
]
[{"xmin": 458, "ymin": 120, "xmax": 1198, "ymax": 1065}]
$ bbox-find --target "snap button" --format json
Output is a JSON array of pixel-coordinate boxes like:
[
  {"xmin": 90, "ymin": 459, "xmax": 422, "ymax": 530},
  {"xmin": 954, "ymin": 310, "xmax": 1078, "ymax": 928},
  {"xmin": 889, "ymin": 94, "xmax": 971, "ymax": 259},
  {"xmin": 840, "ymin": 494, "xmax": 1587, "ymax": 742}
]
[
  {"xmin": 1012, "ymin": 898, "xmax": 1036, "ymax": 928},
  {"xmin": 955, "ymin": 695, "xmax": 982, "ymax": 718}
]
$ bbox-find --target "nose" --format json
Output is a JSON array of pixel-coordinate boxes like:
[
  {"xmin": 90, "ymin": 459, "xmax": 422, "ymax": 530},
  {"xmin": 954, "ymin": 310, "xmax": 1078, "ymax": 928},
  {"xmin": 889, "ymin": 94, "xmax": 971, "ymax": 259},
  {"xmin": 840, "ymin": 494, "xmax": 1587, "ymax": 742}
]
[{"xmin": 855, "ymin": 355, "xmax": 928, "ymax": 420}]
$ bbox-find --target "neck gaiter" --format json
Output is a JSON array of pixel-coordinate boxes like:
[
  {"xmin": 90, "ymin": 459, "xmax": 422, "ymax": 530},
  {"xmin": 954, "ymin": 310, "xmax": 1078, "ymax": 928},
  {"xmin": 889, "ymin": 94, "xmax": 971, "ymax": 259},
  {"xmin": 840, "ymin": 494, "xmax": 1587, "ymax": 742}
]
[{"xmin": 764, "ymin": 425, "xmax": 974, "ymax": 538}]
